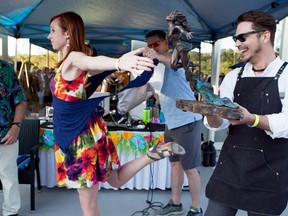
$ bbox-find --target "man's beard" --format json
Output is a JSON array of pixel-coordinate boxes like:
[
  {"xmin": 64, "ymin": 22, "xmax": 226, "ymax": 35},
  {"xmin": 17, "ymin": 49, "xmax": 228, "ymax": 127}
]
[{"xmin": 243, "ymin": 43, "xmax": 262, "ymax": 64}]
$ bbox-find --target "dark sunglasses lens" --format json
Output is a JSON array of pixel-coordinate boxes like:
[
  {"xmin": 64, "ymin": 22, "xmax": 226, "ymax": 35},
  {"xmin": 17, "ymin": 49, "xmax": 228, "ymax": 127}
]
[{"xmin": 233, "ymin": 34, "xmax": 245, "ymax": 42}]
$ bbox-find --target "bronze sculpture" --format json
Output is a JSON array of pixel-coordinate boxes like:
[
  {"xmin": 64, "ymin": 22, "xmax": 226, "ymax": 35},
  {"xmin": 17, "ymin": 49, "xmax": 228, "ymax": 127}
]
[
  {"xmin": 166, "ymin": 11, "xmax": 242, "ymax": 118},
  {"xmin": 166, "ymin": 11, "xmax": 193, "ymax": 72}
]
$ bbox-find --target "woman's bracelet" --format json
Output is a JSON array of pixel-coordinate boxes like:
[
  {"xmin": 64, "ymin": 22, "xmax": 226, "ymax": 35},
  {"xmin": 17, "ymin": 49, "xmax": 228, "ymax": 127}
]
[
  {"xmin": 115, "ymin": 57, "xmax": 121, "ymax": 71},
  {"xmin": 247, "ymin": 114, "xmax": 260, "ymax": 127}
]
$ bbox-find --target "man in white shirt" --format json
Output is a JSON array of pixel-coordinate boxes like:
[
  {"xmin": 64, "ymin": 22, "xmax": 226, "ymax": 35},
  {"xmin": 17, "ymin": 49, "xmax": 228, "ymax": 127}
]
[{"xmin": 204, "ymin": 10, "xmax": 288, "ymax": 216}]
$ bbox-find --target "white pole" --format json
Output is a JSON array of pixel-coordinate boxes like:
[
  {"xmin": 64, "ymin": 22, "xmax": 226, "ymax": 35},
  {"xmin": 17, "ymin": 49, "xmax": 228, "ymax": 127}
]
[
  {"xmin": 14, "ymin": 39, "xmax": 18, "ymax": 72},
  {"xmin": 0, "ymin": 34, "xmax": 8, "ymax": 61},
  {"xmin": 279, "ymin": 17, "xmax": 288, "ymax": 61},
  {"xmin": 208, "ymin": 39, "xmax": 222, "ymax": 142},
  {"xmin": 211, "ymin": 39, "xmax": 221, "ymax": 94}
]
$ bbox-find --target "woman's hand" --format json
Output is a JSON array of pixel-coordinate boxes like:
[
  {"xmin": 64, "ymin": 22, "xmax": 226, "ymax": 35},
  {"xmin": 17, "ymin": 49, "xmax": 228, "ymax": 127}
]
[
  {"xmin": 118, "ymin": 47, "xmax": 155, "ymax": 76},
  {"xmin": 143, "ymin": 48, "xmax": 171, "ymax": 67}
]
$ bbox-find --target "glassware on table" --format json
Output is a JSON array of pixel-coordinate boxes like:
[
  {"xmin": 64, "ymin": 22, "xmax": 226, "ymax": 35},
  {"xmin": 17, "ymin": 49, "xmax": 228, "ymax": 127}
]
[
  {"xmin": 45, "ymin": 106, "xmax": 54, "ymax": 120},
  {"xmin": 142, "ymin": 108, "xmax": 151, "ymax": 124}
]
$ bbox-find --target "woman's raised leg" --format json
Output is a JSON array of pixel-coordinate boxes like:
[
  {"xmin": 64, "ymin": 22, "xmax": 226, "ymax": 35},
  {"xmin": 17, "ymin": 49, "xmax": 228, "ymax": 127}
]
[{"xmin": 107, "ymin": 142, "xmax": 185, "ymax": 187}]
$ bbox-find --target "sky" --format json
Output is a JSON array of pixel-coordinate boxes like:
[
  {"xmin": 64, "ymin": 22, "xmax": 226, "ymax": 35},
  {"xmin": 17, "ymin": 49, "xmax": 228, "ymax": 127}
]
[
  {"xmin": 201, "ymin": 36, "xmax": 236, "ymax": 53},
  {"xmin": 7, "ymin": 37, "xmax": 48, "ymax": 56}
]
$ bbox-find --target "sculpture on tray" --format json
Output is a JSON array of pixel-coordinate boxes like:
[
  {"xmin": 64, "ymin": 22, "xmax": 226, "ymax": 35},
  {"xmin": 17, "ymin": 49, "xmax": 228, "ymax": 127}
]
[
  {"xmin": 195, "ymin": 79, "xmax": 238, "ymax": 109},
  {"xmin": 166, "ymin": 11, "xmax": 241, "ymax": 118}
]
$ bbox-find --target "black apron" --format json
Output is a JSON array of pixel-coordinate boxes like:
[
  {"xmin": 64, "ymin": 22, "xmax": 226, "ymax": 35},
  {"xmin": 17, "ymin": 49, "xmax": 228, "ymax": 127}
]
[{"xmin": 206, "ymin": 62, "xmax": 288, "ymax": 215}]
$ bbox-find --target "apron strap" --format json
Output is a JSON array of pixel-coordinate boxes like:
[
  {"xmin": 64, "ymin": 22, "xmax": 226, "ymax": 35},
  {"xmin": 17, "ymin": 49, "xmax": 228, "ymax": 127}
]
[
  {"xmin": 274, "ymin": 62, "xmax": 287, "ymax": 80},
  {"xmin": 236, "ymin": 62, "xmax": 288, "ymax": 81}
]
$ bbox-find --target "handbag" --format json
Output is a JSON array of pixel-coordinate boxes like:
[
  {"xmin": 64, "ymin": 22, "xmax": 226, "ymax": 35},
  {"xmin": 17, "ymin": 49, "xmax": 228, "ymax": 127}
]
[{"xmin": 117, "ymin": 83, "xmax": 154, "ymax": 115}]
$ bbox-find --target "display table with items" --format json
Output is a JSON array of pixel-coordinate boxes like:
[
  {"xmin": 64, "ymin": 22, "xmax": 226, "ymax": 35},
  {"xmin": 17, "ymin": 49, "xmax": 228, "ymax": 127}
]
[{"xmin": 39, "ymin": 121, "xmax": 188, "ymax": 190}]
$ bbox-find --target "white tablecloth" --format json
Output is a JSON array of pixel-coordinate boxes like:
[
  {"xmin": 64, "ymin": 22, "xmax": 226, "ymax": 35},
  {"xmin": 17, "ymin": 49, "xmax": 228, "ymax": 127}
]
[{"xmin": 39, "ymin": 129, "xmax": 188, "ymax": 190}]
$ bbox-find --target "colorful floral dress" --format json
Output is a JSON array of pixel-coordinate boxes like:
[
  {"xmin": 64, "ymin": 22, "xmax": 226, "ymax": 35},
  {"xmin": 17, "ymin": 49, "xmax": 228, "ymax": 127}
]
[{"xmin": 50, "ymin": 68, "xmax": 121, "ymax": 188}]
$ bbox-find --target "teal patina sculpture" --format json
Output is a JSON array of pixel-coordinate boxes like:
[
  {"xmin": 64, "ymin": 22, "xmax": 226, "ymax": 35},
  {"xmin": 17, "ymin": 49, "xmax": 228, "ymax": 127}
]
[{"xmin": 195, "ymin": 79, "xmax": 239, "ymax": 109}]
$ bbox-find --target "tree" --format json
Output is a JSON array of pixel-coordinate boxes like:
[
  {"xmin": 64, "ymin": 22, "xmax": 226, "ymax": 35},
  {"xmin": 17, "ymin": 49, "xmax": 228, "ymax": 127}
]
[
  {"xmin": 220, "ymin": 49, "xmax": 242, "ymax": 74},
  {"xmin": 189, "ymin": 49, "xmax": 242, "ymax": 77},
  {"xmin": 6, "ymin": 52, "xmax": 58, "ymax": 71}
]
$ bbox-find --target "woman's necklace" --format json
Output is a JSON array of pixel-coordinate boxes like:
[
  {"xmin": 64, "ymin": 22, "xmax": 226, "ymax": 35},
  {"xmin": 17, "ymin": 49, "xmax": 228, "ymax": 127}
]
[{"xmin": 252, "ymin": 67, "xmax": 266, "ymax": 72}]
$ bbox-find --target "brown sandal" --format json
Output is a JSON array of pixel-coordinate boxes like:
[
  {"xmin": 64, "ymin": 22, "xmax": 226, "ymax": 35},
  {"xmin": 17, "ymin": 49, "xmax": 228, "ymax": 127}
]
[{"xmin": 147, "ymin": 142, "xmax": 186, "ymax": 161}]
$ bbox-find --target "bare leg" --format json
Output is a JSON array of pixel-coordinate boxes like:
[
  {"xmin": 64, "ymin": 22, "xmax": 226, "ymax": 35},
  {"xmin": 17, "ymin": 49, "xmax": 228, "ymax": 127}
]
[
  {"xmin": 107, "ymin": 142, "xmax": 182, "ymax": 188},
  {"xmin": 77, "ymin": 184, "xmax": 100, "ymax": 216},
  {"xmin": 107, "ymin": 154, "xmax": 152, "ymax": 187},
  {"xmin": 185, "ymin": 168, "xmax": 201, "ymax": 209},
  {"xmin": 170, "ymin": 161, "xmax": 184, "ymax": 205}
]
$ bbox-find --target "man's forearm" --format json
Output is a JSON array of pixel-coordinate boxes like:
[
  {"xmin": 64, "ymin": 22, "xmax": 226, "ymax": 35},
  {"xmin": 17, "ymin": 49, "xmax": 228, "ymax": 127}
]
[
  {"xmin": 13, "ymin": 102, "xmax": 27, "ymax": 122},
  {"xmin": 157, "ymin": 53, "xmax": 171, "ymax": 67}
]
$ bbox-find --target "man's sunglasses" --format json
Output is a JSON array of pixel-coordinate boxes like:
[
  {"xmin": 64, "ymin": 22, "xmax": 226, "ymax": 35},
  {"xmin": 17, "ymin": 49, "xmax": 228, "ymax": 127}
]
[
  {"xmin": 147, "ymin": 41, "xmax": 161, "ymax": 48},
  {"xmin": 232, "ymin": 30, "xmax": 264, "ymax": 42}
]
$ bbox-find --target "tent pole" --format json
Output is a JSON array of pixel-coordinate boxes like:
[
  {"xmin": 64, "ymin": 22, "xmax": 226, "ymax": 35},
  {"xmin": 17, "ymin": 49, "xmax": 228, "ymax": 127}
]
[
  {"xmin": 197, "ymin": 46, "xmax": 202, "ymax": 101},
  {"xmin": 14, "ymin": 39, "xmax": 18, "ymax": 72},
  {"xmin": 211, "ymin": 40, "xmax": 221, "ymax": 94},
  {"xmin": 198, "ymin": 46, "xmax": 201, "ymax": 76},
  {"xmin": 0, "ymin": 34, "xmax": 9, "ymax": 61},
  {"xmin": 208, "ymin": 39, "xmax": 221, "ymax": 142},
  {"xmin": 279, "ymin": 17, "xmax": 288, "ymax": 61}
]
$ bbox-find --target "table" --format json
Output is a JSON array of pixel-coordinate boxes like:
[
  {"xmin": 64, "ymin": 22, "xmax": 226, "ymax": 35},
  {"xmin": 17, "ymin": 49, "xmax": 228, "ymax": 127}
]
[{"xmin": 39, "ymin": 124, "xmax": 188, "ymax": 190}]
